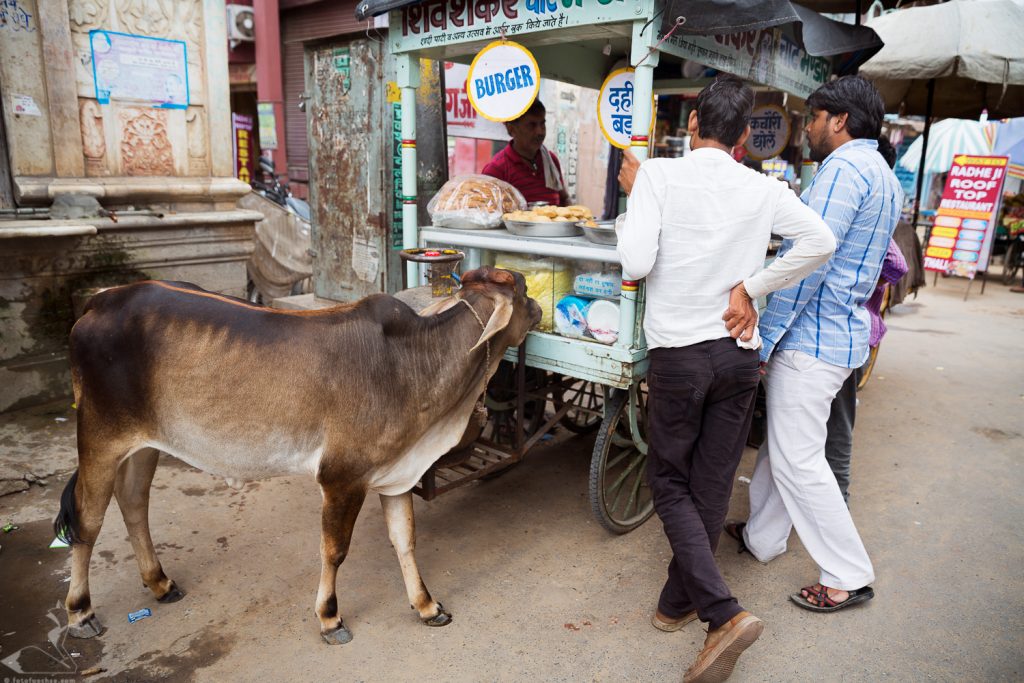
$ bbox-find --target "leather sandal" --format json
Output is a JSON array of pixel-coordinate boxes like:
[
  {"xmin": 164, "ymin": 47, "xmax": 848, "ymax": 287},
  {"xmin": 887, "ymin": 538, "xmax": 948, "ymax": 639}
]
[{"xmin": 790, "ymin": 584, "xmax": 874, "ymax": 612}]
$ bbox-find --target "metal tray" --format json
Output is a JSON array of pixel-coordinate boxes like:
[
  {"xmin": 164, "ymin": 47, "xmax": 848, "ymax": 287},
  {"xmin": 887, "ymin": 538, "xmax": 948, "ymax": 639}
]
[
  {"xmin": 504, "ymin": 219, "xmax": 583, "ymax": 238},
  {"xmin": 577, "ymin": 220, "xmax": 617, "ymax": 245}
]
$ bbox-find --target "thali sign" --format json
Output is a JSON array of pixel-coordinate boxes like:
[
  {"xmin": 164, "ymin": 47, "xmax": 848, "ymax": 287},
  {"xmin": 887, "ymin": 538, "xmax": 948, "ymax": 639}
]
[
  {"xmin": 743, "ymin": 105, "xmax": 790, "ymax": 160},
  {"xmin": 466, "ymin": 40, "xmax": 540, "ymax": 122},
  {"xmin": 923, "ymin": 155, "xmax": 1009, "ymax": 279}
]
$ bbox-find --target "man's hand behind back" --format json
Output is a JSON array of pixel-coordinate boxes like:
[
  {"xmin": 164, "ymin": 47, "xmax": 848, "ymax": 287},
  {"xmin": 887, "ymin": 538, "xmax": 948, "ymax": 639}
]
[
  {"xmin": 723, "ymin": 282, "xmax": 757, "ymax": 342},
  {"xmin": 618, "ymin": 149, "xmax": 641, "ymax": 195}
]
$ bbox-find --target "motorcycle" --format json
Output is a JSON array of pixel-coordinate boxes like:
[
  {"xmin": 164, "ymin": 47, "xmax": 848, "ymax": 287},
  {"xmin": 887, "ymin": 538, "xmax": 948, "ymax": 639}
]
[{"xmin": 243, "ymin": 156, "xmax": 314, "ymax": 304}]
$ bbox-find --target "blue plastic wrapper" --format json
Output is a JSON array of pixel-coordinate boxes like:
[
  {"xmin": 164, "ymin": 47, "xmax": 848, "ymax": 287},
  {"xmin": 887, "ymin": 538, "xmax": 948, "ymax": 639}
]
[
  {"xmin": 128, "ymin": 608, "xmax": 152, "ymax": 623},
  {"xmin": 554, "ymin": 295, "xmax": 592, "ymax": 338}
]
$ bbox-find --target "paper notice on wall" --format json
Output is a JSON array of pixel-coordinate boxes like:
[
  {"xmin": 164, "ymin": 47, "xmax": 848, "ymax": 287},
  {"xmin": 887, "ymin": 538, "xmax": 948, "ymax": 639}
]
[
  {"xmin": 12, "ymin": 94, "xmax": 41, "ymax": 116},
  {"xmin": 352, "ymin": 235, "xmax": 380, "ymax": 283}
]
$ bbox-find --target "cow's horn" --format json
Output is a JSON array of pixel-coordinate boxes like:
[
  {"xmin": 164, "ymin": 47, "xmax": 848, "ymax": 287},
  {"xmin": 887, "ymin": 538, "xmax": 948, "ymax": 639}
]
[{"xmin": 470, "ymin": 295, "xmax": 513, "ymax": 352}]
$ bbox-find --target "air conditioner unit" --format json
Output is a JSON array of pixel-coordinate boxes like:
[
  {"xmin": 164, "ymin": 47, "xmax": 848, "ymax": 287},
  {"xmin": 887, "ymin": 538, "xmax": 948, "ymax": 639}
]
[{"xmin": 227, "ymin": 4, "xmax": 255, "ymax": 42}]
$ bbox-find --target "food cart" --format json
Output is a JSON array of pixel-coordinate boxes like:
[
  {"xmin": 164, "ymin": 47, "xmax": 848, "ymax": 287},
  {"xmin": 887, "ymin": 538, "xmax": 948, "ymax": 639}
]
[{"xmin": 355, "ymin": 0, "xmax": 881, "ymax": 533}]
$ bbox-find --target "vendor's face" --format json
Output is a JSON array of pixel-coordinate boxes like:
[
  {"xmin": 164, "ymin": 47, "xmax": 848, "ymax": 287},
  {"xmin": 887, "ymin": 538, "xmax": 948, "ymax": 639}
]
[
  {"xmin": 805, "ymin": 108, "xmax": 843, "ymax": 162},
  {"xmin": 508, "ymin": 110, "xmax": 546, "ymax": 155}
]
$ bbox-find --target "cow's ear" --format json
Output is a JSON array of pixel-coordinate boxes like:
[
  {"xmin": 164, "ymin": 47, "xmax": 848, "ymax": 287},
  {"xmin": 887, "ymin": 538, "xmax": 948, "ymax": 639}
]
[
  {"xmin": 470, "ymin": 294, "xmax": 513, "ymax": 351},
  {"xmin": 462, "ymin": 266, "xmax": 515, "ymax": 289}
]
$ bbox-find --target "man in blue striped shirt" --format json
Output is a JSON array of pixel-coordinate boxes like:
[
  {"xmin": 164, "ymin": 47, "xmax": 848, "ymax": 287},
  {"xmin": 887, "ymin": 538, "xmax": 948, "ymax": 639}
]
[{"xmin": 729, "ymin": 77, "xmax": 903, "ymax": 613}]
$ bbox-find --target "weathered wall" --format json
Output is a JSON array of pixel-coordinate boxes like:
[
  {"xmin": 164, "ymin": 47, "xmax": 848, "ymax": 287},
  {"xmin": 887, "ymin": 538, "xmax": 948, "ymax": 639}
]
[
  {"xmin": 0, "ymin": 0, "xmax": 258, "ymax": 412},
  {"xmin": 0, "ymin": 0, "xmax": 237, "ymax": 201}
]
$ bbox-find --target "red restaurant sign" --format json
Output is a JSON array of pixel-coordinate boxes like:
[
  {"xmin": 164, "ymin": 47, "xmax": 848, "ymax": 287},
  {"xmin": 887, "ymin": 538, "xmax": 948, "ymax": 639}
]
[{"xmin": 923, "ymin": 154, "xmax": 1009, "ymax": 279}]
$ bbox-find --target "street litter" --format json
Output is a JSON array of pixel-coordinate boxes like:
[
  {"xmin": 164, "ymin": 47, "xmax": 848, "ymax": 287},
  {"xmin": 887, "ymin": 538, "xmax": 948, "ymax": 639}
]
[
  {"xmin": 81, "ymin": 667, "xmax": 107, "ymax": 677},
  {"xmin": 737, "ymin": 476, "xmax": 751, "ymax": 485},
  {"xmin": 2, "ymin": 523, "xmax": 18, "ymax": 533},
  {"xmin": 127, "ymin": 608, "xmax": 152, "ymax": 623},
  {"xmin": 55, "ymin": 417, "xmax": 68, "ymax": 422},
  {"xmin": 50, "ymin": 530, "xmax": 70, "ymax": 549}
]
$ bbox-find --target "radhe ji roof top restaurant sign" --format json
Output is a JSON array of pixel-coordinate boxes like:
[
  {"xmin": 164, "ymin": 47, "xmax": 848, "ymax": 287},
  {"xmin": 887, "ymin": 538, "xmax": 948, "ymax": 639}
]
[
  {"xmin": 466, "ymin": 40, "xmax": 540, "ymax": 122},
  {"xmin": 924, "ymin": 155, "xmax": 1009, "ymax": 279}
]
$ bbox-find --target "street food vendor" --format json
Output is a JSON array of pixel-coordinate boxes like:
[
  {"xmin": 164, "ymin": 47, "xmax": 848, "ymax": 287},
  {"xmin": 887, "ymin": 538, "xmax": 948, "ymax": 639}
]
[{"xmin": 481, "ymin": 99, "xmax": 569, "ymax": 206}]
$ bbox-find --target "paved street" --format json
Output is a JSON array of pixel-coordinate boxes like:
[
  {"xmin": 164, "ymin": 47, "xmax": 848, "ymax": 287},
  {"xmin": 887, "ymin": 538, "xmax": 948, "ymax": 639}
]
[{"xmin": 0, "ymin": 274, "xmax": 1022, "ymax": 682}]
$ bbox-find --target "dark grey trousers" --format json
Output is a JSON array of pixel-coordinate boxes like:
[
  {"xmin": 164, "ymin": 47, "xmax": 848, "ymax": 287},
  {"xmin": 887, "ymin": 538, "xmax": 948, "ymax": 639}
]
[
  {"xmin": 646, "ymin": 339, "xmax": 761, "ymax": 631},
  {"xmin": 824, "ymin": 367, "xmax": 862, "ymax": 504}
]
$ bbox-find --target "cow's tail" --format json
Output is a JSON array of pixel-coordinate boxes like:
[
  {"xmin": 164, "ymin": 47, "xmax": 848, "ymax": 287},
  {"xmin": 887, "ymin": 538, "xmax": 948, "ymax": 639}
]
[{"xmin": 53, "ymin": 469, "xmax": 82, "ymax": 545}]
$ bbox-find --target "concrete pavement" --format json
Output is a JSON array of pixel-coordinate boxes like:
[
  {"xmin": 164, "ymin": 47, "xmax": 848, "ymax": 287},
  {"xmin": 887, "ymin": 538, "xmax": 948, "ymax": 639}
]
[{"xmin": 0, "ymin": 274, "xmax": 1021, "ymax": 682}]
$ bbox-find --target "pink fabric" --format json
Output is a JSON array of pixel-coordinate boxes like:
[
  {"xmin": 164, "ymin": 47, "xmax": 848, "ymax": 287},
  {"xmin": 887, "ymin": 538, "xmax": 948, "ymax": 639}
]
[{"xmin": 866, "ymin": 239, "xmax": 909, "ymax": 347}]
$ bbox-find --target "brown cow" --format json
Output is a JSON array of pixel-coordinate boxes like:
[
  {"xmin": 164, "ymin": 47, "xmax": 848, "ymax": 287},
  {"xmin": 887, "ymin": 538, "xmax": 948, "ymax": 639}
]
[{"xmin": 53, "ymin": 266, "xmax": 542, "ymax": 644}]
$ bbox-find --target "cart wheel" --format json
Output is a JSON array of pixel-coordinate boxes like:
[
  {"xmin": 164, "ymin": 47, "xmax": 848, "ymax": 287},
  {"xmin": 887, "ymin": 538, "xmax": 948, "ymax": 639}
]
[
  {"xmin": 589, "ymin": 380, "xmax": 654, "ymax": 534},
  {"xmin": 1002, "ymin": 237, "xmax": 1022, "ymax": 285},
  {"xmin": 557, "ymin": 379, "xmax": 605, "ymax": 434},
  {"xmin": 857, "ymin": 287, "xmax": 890, "ymax": 391}
]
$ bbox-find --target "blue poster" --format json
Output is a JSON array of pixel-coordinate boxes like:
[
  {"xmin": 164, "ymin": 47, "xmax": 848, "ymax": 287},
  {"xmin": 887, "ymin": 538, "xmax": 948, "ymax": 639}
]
[{"xmin": 90, "ymin": 30, "xmax": 189, "ymax": 109}]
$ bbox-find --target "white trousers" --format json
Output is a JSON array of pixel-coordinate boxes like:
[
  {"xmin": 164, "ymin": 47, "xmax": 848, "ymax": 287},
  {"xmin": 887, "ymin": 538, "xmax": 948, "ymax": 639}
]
[{"xmin": 744, "ymin": 350, "xmax": 875, "ymax": 590}]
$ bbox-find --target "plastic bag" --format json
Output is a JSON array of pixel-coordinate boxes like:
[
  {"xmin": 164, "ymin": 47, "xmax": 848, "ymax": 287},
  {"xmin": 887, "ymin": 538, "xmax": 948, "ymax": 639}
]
[
  {"xmin": 428, "ymin": 174, "xmax": 526, "ymax": 229},
  {"xmin": 494, "ymin": 254, "xmax": 572, "ymax": 332}
]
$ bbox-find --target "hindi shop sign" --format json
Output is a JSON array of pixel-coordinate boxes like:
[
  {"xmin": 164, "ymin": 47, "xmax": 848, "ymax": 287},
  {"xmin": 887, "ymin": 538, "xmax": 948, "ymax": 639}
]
[
  {"xmin": 923, "ymin": 154, "xmax": 1009, "ymax": 279},
  {"xmin": 393, "ymin": 0, "xmax": 641, "ymax": 53},
  {"xmin": 597, "ymin": 68, "xmax": 654, "ymax": 150},
  {"xmin": 657, "ymin": 28, "xmax": 830, "ymax": 99},
  {"xmin": 743, "ymin": 105, "xmax": 790, "ymax": 160},
  {"xmin": 466, "ymin": 41, "xmax": 540, "ymax": 122}
]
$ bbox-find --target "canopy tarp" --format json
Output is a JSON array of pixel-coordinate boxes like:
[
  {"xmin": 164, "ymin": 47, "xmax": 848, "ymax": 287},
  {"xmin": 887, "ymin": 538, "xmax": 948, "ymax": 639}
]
[
  {"xmin": 659, "ymin": 0, "xmax": 882, "ymax": 71},
  {"xmin": 860, "ymin": 0, "xmax": 1024, "ymax": 118}
]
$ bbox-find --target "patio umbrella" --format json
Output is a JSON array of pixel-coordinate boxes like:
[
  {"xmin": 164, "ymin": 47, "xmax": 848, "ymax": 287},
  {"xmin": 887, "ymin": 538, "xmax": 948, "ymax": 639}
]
[
  {"xmin": 860, "ymin": 0, "xmax": 1024, "ymax": 225},
  {"xmin": 992, "ymin": 117, "xmax": 1024, "ymax": 178},
  {"xmin": 897, "ymin": 118, "xmax": 991, "ymax": 175}
]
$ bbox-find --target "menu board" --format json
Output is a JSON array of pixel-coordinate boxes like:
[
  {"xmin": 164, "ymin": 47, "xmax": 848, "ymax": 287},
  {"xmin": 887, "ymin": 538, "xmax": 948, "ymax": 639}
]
[{"xmin": 923, "ymin": 154, "xmax": 1009, "ymax": 279}]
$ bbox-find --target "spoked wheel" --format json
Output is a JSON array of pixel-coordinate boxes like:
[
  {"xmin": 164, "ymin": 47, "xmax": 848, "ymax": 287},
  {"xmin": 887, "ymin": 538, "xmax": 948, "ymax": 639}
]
[
  {"xmin": 589, "ymin": 380, "xmax": 654, "ymax": 534},
  {"xmin": 478, "ymin": 360, "xmax": 546, "ymax": 479},
  {"xmin": 556, "ymin": 379, "xmax": 605, "ymax": 434},
  {"xmin": 1002, "ymin": 237, "xmax": 1023, "ymax": 285}
]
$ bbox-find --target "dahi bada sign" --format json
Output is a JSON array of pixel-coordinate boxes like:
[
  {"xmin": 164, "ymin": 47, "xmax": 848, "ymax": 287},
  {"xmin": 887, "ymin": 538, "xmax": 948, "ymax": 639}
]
[
  {"xmin": 924, "ymin": 154, "xmax": 1009, "ymax": 279},
  {"xmin": 743, "ymin": 105, "xmax": 790, "ymax": 160},
  {"xmin": 597, "ymin": 68, "xmax": 654, "ymax": 150},
  {"xmin": 466, "ymin": 40, "xmax": 540, "ymax": 122}
]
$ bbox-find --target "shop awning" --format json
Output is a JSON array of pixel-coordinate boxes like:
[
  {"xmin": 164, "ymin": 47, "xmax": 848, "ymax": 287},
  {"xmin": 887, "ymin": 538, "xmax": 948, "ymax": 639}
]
[{"xmin": 659, "ymin": 0, "xmax": 882, "ymax": 72}]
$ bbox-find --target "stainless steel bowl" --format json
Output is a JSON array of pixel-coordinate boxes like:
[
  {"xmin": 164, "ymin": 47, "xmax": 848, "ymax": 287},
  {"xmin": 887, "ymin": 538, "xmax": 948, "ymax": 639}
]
[
  {"xmin": 577, "ymin": 220, "xmax": 617, "ymax": 245},
  {"xmin": 504, "ymin": 219, "xmax": 583, "ymax": 238}
]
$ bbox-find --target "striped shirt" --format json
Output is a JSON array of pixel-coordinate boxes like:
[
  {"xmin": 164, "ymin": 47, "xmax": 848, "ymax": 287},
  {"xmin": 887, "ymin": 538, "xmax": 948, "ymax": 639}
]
[
  {"xmin": 481, "ymin": 142, "xmax": 565, "ymax": 206},
  {"xmin": 759, "ymin": 139, "xmax": 904, "ymax": 368}
]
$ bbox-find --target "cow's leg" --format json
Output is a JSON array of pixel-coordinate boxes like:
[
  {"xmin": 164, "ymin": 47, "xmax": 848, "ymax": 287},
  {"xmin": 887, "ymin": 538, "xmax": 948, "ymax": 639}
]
[
  {"xmin": 64, "ymin": 431, "xmax": 133, "ymax": 639},
  {"xmin": 113, "ymin": 448, "xmax": 184, "ymax": 603},
  {"xmin": 315, "ymin": 482, "xmax": 366, "ymax": 644},
  {"xmin": 380, "ymin": 492, "xmax": 451, "ymax": 626}
]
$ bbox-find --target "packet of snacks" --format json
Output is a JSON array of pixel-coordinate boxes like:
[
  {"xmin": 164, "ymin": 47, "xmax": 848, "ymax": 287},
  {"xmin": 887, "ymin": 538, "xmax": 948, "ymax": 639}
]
[{"xmin": 427, "ymin": 175, "xmax": 526, "ymax": 229}]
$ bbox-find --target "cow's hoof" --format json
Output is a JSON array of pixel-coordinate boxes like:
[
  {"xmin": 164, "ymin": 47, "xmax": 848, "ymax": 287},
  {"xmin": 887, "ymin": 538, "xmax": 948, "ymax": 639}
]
[
  {"xmin": 67, "ymin": 614, "xmax": 105, "ymax": 639},
  {"xmin": 157, "ymin": 582, "xmax": 186, "ymax": 603},
  {"xmin": 423, "ymin": 603, "xmax": 452, "ymax": 627},
  {"xmin": 321, "ymin": 624, "xmax": 353, "ymax": 645}
]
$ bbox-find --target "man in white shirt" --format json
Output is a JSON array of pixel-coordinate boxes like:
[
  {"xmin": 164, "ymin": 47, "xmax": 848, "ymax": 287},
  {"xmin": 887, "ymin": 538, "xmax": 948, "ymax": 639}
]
[{"xmin": 616, "ymin": 75, "xmax": 834, "ymax": 683}]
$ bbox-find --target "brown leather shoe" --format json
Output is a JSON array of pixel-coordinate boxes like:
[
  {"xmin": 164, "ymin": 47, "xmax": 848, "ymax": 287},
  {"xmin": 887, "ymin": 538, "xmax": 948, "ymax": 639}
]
[
  {"xmin": 651, "ymin": 608, "xmax": 698, "ymax": 632},
  {"xmin": 683, "ymin": 611, "xmax": 763, "ymax": 683}
]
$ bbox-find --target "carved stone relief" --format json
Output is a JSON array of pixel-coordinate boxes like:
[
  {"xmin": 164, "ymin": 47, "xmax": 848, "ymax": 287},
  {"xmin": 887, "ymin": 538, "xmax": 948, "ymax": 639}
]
[
  {"xmin": 79, "ymin": 98, "xmax": 109, "ymax": 176},
  {"xmin": 69, "ymin": 0, "xmax": 112, "ymax": 98},
  {"xmin": 118, "ymin": 108, "xmax": 174, "ymax": 175},
  {"xmin": 186, "ymin": 107, "xmax": 209, "ymax": 176}
]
